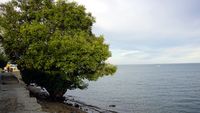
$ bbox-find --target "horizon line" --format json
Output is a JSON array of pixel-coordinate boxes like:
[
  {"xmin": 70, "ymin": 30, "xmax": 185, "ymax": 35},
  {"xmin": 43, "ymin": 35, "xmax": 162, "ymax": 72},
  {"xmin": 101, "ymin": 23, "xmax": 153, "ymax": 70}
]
[{"xmin": 115, "ymin": 62, "xmax": 200, "ymax": 65}]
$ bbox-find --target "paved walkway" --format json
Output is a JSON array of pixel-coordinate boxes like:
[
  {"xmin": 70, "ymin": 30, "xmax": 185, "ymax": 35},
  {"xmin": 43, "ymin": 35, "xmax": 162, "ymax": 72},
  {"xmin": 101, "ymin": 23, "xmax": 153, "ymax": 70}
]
[{"xmin": 0, "ymin": 73, "xmax": 47, "ymax": 113}]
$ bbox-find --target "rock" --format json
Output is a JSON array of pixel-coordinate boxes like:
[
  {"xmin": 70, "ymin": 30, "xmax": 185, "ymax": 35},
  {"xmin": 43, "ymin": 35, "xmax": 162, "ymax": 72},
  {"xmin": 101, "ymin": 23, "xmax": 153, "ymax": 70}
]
[
  {"xmin": 74, "ymin": 103, "xmax": 80, "ymax": 108},
  {"xmin": 67, "ymin": 103, "xmax": 73, "ymax": 106},
  {"xmin": 27, "ymin": 85, "xmax": 49, "ymax": 99},
  {"xmin": 109, "ymin": 105, "xmax": 116, "ymax": 107}
]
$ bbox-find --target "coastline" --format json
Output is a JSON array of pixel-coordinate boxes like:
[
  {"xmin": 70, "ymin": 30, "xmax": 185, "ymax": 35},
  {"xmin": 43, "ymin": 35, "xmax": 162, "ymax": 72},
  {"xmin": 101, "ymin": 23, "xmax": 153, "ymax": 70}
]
[
  {"xmin": 0, "ymin": 72, "xmax": 85, "ymax": 113},
  {"xmin": 37, "ymin": 96, "xmax": 117, "ymax": 113},
  {"xmin": 0, "ymin": 71, "xmax": 115, "ymax": 113},
  {"xmin": 38, "ymin": 99, "xmax": 86, "ymax": 113}
]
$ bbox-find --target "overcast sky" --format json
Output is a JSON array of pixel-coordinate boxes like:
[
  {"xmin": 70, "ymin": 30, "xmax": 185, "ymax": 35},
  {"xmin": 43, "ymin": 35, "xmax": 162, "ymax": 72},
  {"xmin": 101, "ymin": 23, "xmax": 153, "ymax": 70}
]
[
  {"xmin": 75, "ymin": 0, "xmax": 200, "ymax": 64},
  {"xmin": 1, "ymin": 0, "xmax": 200, "ymax": 64}
]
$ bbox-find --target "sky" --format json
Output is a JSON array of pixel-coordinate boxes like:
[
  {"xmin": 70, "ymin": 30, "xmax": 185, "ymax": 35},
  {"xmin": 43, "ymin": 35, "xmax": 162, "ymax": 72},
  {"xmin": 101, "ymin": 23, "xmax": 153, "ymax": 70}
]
[
  {"xmin": 1, "ymin": 0, "xmax": 200, "ymax": 64},
  {"xmin": 74, "ymin": 0, "xmax": 200, "ymax": 64}
]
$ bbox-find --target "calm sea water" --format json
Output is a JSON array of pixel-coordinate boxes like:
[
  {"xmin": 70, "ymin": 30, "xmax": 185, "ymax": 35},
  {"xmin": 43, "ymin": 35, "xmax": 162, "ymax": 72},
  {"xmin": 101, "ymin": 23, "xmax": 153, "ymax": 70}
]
[{"xmin": 65, "ymin": 64, "xmax": 200, "ymax": 113}]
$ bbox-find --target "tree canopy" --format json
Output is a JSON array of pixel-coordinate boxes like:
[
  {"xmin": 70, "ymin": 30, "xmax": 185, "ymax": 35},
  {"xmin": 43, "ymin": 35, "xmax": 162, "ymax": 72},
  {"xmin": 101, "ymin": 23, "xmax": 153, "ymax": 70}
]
[{"xmin": 0, "ymin": 0, "xmax": 117, "ymax": 100}]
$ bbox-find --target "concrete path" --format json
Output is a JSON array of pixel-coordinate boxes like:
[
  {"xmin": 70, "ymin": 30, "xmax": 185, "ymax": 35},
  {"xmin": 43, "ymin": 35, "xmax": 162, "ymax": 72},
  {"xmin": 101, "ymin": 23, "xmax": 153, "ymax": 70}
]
[{"xmin": 0, "ymin": 73, "xmax": 47, "ymax": 113}]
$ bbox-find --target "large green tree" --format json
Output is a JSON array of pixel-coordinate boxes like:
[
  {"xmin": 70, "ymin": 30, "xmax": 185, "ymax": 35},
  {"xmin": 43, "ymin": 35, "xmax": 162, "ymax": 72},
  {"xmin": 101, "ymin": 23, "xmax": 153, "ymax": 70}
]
[{"xmin": 0, "ymin": 0, "xmax": 116, "ymax": 100}]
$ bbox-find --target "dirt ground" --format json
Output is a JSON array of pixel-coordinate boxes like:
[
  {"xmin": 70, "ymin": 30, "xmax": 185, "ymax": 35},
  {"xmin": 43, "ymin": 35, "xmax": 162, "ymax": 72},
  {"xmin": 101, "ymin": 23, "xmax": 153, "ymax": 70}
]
[{"xmin": 38, "ymin": 99, "xmax": 86, "ymax": 113}]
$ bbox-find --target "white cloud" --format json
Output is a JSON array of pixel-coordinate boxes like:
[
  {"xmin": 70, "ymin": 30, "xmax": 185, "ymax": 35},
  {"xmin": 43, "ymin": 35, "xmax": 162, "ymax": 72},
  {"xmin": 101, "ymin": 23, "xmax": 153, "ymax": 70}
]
[
  {"xmin": 76, "ymin": 0, "xmax": 200, "ymax": 37},
  {"xmin": 121, "ymin": 50, "xmax": 141, "ymax": 57},
  {"xmin": 75, "ymin": 0, "xmax": 200, "ymax": 64},
  {"xmin": 107, "ymin": 49, "xmax": 151, "ymax": 64},
  {"xmin": 108, "ymin": 45, "xmax": 200, "ymax": 64}
]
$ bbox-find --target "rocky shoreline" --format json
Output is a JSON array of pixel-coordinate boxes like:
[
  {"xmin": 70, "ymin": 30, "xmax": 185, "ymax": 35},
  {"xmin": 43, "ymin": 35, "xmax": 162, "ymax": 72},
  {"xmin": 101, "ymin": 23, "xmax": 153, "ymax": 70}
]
[
  {"xmin": 0, "ymin": 72, "xmax": 117, "ymax": 113},
  {"xmin": 37, "ymin": 94, "xmax": 118, "ymax": 113},
  {"xmin": 64, "ymin": 95, "xmax": 117, "ymax": 113},
  {"xmin": 0, "ymin": 72, "xmax": 84, "ymax": 113},
  {"xmin": 38, "ymin": 99, "xmax": 86, "ymax": 113}
]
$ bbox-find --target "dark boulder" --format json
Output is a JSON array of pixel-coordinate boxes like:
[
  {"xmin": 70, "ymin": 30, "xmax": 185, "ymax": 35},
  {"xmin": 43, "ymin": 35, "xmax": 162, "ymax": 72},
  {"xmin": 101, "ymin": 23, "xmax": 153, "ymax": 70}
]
[{"xmin": 109, "ymin": 105, "xmax": 116, "ymax": 107}]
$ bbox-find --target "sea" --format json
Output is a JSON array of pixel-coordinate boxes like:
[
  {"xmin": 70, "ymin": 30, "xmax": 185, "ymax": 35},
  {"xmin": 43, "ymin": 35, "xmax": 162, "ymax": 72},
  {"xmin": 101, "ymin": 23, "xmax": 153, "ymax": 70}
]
[{"xmin": 65, "ymin": 64, "xmax": 200, "ymax": 113}]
